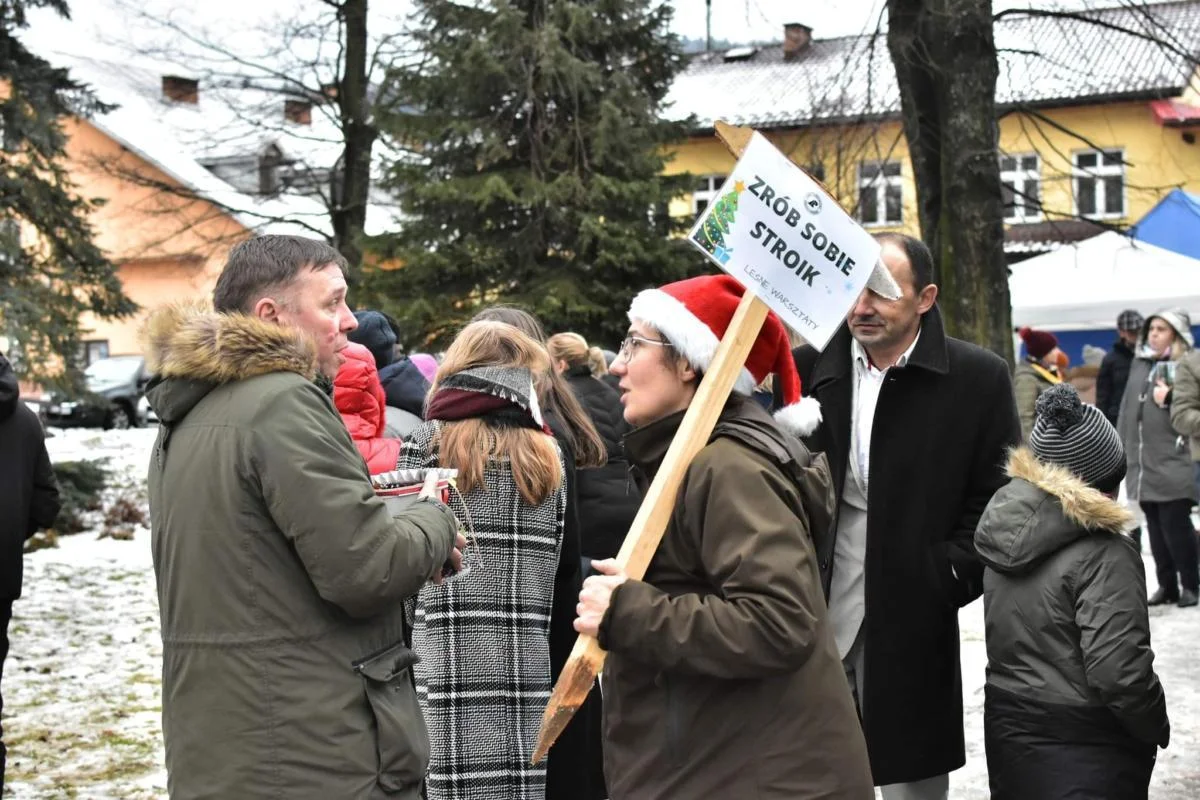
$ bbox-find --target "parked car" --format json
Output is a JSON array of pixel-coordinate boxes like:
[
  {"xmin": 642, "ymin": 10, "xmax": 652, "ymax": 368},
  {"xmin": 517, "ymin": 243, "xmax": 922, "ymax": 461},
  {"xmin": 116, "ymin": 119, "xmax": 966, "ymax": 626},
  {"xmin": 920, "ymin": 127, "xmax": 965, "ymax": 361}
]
[
  {"xmin": 137, "ymin": 393, "xmax": 159, "ymax": 424},
  {"xmin": 44, "ymin": 355, "xmax": 150, "ymax": 430}
]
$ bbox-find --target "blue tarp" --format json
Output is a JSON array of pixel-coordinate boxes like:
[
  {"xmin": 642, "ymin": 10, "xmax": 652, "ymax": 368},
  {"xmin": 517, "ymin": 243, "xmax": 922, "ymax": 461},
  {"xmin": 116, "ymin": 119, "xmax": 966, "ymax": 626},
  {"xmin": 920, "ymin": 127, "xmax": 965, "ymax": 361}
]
[{"xmin": 1130, "ymin": 189, "xmax": 1200, "ymax": 259}]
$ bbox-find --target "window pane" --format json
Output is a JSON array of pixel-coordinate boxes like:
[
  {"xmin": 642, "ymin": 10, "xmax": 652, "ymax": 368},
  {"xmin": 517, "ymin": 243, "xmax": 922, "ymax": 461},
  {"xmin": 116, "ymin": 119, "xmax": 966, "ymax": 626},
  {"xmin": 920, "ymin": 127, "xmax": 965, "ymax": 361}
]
[
  {"xmin": 1077, "ymin": 176, "xmax": 1096, "ymax": 215},
  {"xmin": 1025, "ymin": 178, "xmax": 1040, "ymax": 213},
  {"xmin": 1102, "ymin": 151, "xmax": 1122, "ymax": 166},
  {"xmin": 1104, "ymin": 176, "xmax": 1124, "ymax": 214},
  {"xmin": 999, "ymin": 155, "xmax": 1016, "ymax": 172},
  {"xmin": 860, "ymin": 189, "xmax": 878, "ymax": 223},
  {"xmin": 696, "ymin": 178, "xmax": 712, "ymax": 193},
  {"xmin": 882, "ymin": 161, "xmax": 901, "ymax": 177},
  {"xmin": 860, "ymin": 163, "xmax": 880, "ymax": 180},
  {"xmin": 885, "ymin": 184, "xmax": 902, "ymax": 222},
  {"xmin": 1001, "ymin": 180, "xmax": 1016, "ymax": 213},
  {"xmin": 695, "ymin": 199, "xmax": 709, "ymax": 214},
  {"xmin": 1076, "ymin": 152, "xmax": 1097, "ymax": 169},
  {"xmin": 1021, "ymin": 155, "xmax": 1038, "ymax": 172}
]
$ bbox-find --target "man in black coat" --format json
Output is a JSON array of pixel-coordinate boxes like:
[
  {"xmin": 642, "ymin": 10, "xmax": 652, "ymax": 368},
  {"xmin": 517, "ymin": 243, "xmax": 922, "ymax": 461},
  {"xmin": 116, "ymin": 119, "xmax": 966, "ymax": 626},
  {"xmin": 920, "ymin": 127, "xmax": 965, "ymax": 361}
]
[
  {"xmin": 793, "ymin": 234, "xmax": 1020, "ymax": 798},
  {"xmin": 0, "ymin": 353, "xmax": 61, "ymax": 790},
  {"xmin": 1095, "ymin": 309, "xmax": 1144, "ymax": 426}
]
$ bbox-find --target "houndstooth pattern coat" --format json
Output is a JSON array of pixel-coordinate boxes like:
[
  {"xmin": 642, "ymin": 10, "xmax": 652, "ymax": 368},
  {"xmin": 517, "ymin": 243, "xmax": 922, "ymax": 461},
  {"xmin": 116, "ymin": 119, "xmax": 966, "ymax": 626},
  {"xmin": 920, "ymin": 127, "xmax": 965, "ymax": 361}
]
[{"xmin": 400, "ymin": 420, "xmax": 566, "ymax": 800}]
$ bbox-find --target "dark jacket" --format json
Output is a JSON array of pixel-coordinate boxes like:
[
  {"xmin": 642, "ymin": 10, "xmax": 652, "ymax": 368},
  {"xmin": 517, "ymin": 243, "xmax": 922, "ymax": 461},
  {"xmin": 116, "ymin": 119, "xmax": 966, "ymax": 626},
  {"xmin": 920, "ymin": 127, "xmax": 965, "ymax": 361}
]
[
  {"xmin": 793, "ymin": 306, "xmax": 1021, "ymax": 785},
  {"xmin": 564, "ymin": 366, "xmax": 641, "ymax": 560},
  {"xmin": 0, "ymin": 356, "xmax": 61, "ymax": 600},
  {"xmin": 598, "ymin": 396, "xmax": 874, "ymax": 799},
  {"xmin": 1117, "ymin": 355, "xmax": 1197, "ymax": 503},
  {"xmin": 1096, "ymin": 339, "xmax": 1136, "ymax": 426},
  {"xmin": 975, "ymin": 448, "xmax": 1169, "ymax": 799},
  {"xmin": 543, "ymin": 410, "xmax": 593, "ymax": 800},
  {"xmin": 142, "ymin": 304, "xmax": 459, "ymax": 799},
  {"xmin": 380, "ymin": 357, "xmax": 430, "ymax": 418}
]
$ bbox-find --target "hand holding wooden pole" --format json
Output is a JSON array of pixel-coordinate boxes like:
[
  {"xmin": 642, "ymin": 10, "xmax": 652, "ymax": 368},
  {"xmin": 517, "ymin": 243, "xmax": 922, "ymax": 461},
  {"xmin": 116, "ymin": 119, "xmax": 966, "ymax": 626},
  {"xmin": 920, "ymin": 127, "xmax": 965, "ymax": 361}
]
[{"xmin": 531, "ymin": 121, "xmax": 769, "ymax": 764}]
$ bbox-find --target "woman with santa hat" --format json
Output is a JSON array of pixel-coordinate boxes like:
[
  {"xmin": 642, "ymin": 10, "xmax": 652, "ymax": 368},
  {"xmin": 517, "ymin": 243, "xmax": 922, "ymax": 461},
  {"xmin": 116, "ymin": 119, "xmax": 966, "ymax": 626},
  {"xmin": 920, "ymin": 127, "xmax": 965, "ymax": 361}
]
[{"xmin": 572, "ymin": 274, "xmax": 873, "ymax": 799}]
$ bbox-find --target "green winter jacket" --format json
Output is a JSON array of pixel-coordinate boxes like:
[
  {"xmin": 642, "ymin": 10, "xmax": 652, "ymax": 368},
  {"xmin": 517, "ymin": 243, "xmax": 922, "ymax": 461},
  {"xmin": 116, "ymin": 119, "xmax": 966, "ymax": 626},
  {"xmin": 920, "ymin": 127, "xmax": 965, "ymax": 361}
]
[
  {"xmin": 975, "ymin": 448, "xmax": 1169, "ymax": 748},
  {"xmin": 1169, "ymin": 350, "xmax": 1200, "ymax": 461},
  {"xmin": 143, "ymin": 304, "xmax": 458, "ymax": 800},
  {"xmin": 598, "ymin": 396, "xmax": 873, "ymax": 799}
]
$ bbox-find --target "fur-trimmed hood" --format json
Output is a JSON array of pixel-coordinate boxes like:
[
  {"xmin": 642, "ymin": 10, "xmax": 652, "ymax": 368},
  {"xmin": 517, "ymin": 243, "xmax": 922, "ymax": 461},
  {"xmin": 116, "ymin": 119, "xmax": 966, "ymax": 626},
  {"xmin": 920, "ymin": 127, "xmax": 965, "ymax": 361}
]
[
  {"xmin": 975, "ymin": 447, "xmax": 1133, "ymax": 575},
  {"xmin": 140, "ymin": 302, "xmax": 318, "ymax": 425}
]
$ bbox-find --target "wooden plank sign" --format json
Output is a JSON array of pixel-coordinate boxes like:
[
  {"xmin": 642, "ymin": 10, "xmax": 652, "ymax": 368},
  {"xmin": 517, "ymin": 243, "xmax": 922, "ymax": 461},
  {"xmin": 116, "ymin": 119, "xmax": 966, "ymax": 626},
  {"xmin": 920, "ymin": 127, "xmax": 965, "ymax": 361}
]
[{"xmin": 531, "ymin": 120, "xmax": 898, "ymax": 763}]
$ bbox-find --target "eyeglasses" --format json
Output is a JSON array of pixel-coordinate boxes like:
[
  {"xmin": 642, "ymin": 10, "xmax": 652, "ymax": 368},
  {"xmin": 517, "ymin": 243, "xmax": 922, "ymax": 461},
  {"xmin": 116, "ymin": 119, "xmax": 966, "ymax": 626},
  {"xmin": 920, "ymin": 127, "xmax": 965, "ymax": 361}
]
[{"xmin": 616, "ymin": 335, "xmax": 669, "ymax": 363}]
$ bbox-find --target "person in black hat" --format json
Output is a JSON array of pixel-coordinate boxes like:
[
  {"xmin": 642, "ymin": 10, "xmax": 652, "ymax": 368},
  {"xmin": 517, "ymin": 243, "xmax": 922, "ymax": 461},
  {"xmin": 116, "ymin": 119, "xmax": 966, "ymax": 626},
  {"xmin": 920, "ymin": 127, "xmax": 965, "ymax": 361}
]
[
  {"xmin": 1097, "ymin": 309, "xmax": 1145, "ymax": 427},
  {"xmin": 975, "ymin": 383, "xmax": 1170, "ymax": 799},
  {"xmin": 347, "ymin": 310, "xmax": 429, "ymax": 437},
  {"xmin": 0, "ymin": 353, "xmax": 60, "ymax": 790},
  {"xmin": 1097, "ymin": 310, "xmax": 1148, "ymax": 551}
]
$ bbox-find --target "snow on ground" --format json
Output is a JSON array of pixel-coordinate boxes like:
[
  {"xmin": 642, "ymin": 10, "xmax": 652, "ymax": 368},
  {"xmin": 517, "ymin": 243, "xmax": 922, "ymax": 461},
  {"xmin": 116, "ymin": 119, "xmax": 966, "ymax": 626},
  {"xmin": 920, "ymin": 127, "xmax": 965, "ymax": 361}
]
[{"xmin": 5, "ymin": 427, "xmax": 1200, "ymax": 798}]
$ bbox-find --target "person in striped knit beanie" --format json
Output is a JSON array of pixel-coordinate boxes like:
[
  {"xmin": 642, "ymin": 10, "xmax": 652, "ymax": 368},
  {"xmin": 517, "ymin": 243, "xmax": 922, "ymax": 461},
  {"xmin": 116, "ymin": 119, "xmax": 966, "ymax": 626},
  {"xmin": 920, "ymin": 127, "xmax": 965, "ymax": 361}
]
[
  {"xmin": 974, "ymin": 382, "xmax": 1170, "ymax": 799},
  {"xmin": 1028, "ymin": 382, "xmax": 1126, "ymax": 493}
]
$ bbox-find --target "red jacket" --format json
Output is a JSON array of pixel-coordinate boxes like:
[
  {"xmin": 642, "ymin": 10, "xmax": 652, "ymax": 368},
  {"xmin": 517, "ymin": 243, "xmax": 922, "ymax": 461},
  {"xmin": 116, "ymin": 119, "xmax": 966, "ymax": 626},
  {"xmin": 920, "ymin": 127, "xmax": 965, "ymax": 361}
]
[{"xmin": 334, "ymin": 342, "xmax": 402, "ymax": 474}]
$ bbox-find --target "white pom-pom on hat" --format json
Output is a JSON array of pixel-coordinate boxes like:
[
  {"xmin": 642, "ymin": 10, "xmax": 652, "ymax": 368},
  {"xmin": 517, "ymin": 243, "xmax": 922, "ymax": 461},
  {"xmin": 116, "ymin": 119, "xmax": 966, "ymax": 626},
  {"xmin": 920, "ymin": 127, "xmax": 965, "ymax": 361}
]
[{"xmin": 628, "ymin": 274, "xmax": 821, "ymax": 436}]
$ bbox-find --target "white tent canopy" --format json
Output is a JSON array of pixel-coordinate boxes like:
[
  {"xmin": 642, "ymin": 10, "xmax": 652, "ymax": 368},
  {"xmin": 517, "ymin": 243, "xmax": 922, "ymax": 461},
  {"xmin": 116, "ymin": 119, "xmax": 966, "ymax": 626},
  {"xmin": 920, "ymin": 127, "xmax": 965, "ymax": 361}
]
[{"xmin": 1010, "ymin": 231, "xmax": 1200, "ymax": 330}]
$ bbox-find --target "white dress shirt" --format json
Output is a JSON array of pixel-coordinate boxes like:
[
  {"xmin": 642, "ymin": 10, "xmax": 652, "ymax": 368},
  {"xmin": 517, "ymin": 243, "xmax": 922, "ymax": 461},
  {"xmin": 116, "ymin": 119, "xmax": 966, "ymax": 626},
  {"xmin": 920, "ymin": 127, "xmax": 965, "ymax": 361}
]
[{"xmin": 829, "ymin": 331, "xmax": 921, "ymax": 658}]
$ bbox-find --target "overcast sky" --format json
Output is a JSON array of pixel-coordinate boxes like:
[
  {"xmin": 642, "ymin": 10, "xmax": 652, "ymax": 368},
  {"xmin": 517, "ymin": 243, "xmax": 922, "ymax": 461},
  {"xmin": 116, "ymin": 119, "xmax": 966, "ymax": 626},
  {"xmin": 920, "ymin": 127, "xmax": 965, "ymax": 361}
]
[
  {"xmin": 25, "ymin": 0, "xmax": 893, "ymax": 60},
  {"xmin": 25, "ymin": 0, "xmax": 1094, "ymax": 67}
]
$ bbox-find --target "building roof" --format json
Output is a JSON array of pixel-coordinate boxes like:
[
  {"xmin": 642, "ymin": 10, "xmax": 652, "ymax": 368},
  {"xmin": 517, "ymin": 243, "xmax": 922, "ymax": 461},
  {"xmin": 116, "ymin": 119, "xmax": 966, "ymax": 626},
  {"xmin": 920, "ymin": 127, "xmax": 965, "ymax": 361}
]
[
  {"xmin": 45, "ymin": 51, "xmax": 401, "ymax": 239},
  {"xmin": 666, "ymin": 0, "xmax": 1200, "ymax": 131},
  {"xmin": 1003, "ymin": 219, "xmax": 1110, "ymax": 258}
]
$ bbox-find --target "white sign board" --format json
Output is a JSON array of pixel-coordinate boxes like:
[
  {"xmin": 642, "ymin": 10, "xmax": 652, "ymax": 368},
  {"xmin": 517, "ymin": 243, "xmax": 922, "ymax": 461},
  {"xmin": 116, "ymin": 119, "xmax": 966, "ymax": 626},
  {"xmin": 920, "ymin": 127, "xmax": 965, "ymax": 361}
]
[{"xmin": 687, "ymin": 132, "xmax": 884, "ymax": 350}]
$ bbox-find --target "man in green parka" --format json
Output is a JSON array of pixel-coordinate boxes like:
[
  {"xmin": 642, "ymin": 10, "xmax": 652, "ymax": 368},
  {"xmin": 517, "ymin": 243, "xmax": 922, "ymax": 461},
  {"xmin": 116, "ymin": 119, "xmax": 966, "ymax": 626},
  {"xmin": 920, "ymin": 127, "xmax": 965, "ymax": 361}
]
[{"xmin": 143, "ymin": 236, "xmax": 463, "ymax": 799}]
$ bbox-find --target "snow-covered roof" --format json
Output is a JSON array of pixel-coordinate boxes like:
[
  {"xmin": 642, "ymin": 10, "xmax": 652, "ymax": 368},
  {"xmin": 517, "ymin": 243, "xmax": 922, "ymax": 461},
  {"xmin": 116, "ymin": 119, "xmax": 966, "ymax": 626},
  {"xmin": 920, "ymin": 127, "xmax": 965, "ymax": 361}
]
[
  {"xmin": 666, "ymin": 0, "xmax": 1200, "ymax": 130},
  {"xmin": 46, "ymin": 51, "xmax": 402, "ymax": 238}
]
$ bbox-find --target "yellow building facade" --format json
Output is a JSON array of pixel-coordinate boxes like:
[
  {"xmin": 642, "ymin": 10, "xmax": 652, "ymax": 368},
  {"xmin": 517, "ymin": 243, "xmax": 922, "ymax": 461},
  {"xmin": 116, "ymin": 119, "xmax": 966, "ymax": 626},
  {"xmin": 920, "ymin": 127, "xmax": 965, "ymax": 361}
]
[
  {"xmin": 663, "ymin": 3, "xmax": 1200, "ymax": 258},
  {"xmin": 666, "ymin": 100, "xmax": 1200, "ymax": 256}
]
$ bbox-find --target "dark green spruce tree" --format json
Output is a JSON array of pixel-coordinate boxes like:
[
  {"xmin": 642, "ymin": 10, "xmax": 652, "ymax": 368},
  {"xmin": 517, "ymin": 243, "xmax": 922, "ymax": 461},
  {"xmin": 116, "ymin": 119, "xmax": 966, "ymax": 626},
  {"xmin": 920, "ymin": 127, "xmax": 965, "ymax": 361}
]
[
  {"xmin": 364, "ymin": 0, "xmax": 702, "ymax": 349},
  {"xmin": 0, "ymin": 0, "xmax": 135, "ymax": 389}
]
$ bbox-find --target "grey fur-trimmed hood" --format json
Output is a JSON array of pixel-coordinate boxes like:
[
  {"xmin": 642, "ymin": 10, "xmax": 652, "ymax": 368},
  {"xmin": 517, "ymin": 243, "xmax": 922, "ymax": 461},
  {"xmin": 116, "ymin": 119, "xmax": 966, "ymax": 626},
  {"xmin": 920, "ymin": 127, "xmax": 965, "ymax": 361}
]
[{"xmin": 975, "ymin": 447, "xmax": 1133, "ymax": 575}]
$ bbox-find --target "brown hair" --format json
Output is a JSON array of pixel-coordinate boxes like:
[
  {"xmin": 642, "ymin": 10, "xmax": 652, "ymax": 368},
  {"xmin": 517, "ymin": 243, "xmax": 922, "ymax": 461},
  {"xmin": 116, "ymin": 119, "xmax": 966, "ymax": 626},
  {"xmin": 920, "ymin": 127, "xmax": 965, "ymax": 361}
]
[
  {"xmin": 431, "ymin": 321, "xmax": 562, "ymax": 506},
  {"xmin": 213, "ymin": 235, "xmax": 348, "ymax": 313},
  {"xmin": 471, "ymin": 307, "xmax": 606, "ymax": 468},
  {"xmin": 547, "ymin": 332, "xmax": 609, "ymax": 378}
]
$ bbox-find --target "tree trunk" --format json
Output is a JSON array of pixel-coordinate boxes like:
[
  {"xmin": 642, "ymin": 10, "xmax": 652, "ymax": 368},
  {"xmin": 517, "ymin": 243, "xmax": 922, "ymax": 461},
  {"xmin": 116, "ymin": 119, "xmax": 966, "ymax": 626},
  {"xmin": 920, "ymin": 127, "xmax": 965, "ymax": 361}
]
[
  {"xmin": 887, "ymin": 0, "xmax": 1013, "ymax": 364},
  {"xmin": 334, "ymin": 0, "xmax": 376, "ymax": 288}
]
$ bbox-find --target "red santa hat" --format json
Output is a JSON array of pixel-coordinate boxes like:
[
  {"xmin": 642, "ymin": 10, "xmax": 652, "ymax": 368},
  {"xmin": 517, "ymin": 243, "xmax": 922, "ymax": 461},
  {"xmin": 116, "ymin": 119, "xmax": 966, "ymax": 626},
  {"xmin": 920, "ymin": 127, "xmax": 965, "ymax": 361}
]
[{"xmin": 628, "ymin": 274, "xmax": 822, "ymax": 436}]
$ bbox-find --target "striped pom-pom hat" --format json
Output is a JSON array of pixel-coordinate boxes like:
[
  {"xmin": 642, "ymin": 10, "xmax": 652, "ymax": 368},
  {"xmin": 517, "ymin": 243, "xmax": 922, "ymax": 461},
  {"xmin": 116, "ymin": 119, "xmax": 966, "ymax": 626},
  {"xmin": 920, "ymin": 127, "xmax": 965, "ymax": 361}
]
[
  {"xmin": 1030, "ymin": 383, "xmax": 1126, "ymax": 493},
  {"xmin": 627, "ymin": 274, "xmax": 821, "ymax": 437}
]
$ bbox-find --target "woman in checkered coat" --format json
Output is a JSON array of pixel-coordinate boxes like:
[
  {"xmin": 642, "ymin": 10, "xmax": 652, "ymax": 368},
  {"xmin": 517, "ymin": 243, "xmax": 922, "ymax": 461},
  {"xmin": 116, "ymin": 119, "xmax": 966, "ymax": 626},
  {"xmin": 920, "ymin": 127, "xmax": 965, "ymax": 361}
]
[{"xmin": 400, "ymin": 320, "xmax": 567, "ymax": 800}]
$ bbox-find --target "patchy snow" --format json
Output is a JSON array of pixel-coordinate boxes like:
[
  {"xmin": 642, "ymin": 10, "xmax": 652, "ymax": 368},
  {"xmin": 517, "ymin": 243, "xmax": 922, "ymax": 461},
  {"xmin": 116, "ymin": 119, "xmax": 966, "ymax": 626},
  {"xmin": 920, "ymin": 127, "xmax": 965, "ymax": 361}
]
[
  {"xmin": 6, "ymin": 427, "xmax": 164, "ymax": 799},
  {"xmin": 5, "ymin": 427, "xmax": 1199, "ymax": 797}
]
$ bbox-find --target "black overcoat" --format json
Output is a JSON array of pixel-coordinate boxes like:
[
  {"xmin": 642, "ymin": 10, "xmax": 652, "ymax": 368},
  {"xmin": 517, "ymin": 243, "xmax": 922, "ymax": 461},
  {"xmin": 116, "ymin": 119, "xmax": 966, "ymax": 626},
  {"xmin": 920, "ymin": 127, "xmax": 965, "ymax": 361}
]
[
  {"xmin": 793, "ymin": 306, "xmax": 1020, "ymax": 784},
  {"xmin": 563, "ymin": 367, "xmax": 641, "ymax": 560},
  {"xmin": 0, "ymin": 355, "xmax": 61, "ymax": 600}
]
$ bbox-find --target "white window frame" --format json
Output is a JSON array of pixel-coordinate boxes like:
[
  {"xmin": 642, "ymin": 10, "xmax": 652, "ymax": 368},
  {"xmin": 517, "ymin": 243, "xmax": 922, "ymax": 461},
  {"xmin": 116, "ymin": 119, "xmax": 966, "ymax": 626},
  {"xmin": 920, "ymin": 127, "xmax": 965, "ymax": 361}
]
[
  {"xmin": 1073, "ymin": 148, "xmax": 1125, "ymax": 219},
  {"xmin": 691, "ymin": 174, "xmax": 727, "ymax": 216},
  {"xmin": 999, "ymin": 153, "xmax": 1042, "ymax": 223},
  {"xmin": 857, "ymin": 160, "xmax": 903, "ymax": 226}
]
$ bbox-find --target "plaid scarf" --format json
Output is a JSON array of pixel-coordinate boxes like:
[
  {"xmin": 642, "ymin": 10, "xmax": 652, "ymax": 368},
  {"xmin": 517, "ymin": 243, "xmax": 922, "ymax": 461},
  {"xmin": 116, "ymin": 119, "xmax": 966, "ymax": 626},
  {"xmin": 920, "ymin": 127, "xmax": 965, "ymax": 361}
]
[{"xmin": 425, "ymin": 366, "xmax": 552, "ymax": 435}]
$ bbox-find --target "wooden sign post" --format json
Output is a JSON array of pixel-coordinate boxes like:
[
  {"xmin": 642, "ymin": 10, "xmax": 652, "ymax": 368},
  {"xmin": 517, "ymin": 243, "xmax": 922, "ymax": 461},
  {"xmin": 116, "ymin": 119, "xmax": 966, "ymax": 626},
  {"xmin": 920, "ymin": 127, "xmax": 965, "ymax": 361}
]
[{"xmin": 531, "ymin": 119, "xmax": 897, "ymax": 762}]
